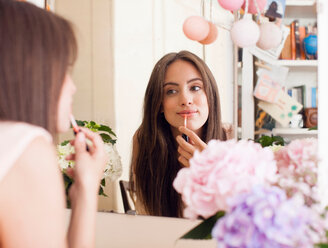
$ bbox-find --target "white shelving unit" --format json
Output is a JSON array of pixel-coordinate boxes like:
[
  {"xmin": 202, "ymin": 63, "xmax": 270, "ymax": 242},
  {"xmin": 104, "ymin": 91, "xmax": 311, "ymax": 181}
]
[
  {"xmin": 286, "ymin": 0, "xmax": 316, "ymax": 6},
  {"xmin": 240, "ymin": 1, "xmax": 317, "ymax": 141}
]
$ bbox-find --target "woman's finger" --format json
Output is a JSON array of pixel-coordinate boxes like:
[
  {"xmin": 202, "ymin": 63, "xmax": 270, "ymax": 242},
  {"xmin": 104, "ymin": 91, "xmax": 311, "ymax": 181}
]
[
  {"xmin": 65, "ymin": 154, "xmax": 76, "ymax": 161},
  {"xmin": 176, "ymin": 135, "xmax": 196, "ymax": 154},
  {"xmin": 178, "ymin": 126, "xmax": 207, "ymax": 151},
  {"xmin": 178, "ymin": 155, "xmax": 189, "ymax": 168},
  {"xmin": 79, "ymin": 127, "xmax": 104, "ymax": 155},
  {"xmin": 66, "ymin": 168, "xmax": 75, "ymax": 179},
  {"xmin": 177, "ymin": 145, "xmax": 193, "ymax": 160}
]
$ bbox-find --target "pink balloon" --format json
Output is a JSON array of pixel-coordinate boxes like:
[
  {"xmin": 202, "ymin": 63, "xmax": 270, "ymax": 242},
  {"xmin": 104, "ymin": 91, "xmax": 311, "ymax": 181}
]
[
  {"xmin": 199, "ymin": 22, "xmax": 218, "ymax": 45},
  {"xmin": 257, "ymin": 22, "xmax": 282, "ymax": 50},
  {"xmin": 242, "ymin": 0, "xmax": 267, "ymax": 14},
  {"xmin": 183, "ymin": 16, "xmax": 210, "ymax": 41},
  {"xmin": 218, "ymin": 0, "xmax": 245, "ymax": 11},
  {"xmin": 230, "ymin": 19, "xmax": 260, "ymax": 48}
]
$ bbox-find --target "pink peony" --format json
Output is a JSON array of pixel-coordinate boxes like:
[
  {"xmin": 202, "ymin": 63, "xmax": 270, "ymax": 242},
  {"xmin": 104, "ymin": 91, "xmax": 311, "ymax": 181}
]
[
  {"xmin": 274, "ymin": 138, "xmax": 319, "ymax": 206},
  {"xmin": 275, "ymin": 138, "xmax": 317, "ymax": 172},
  {"xmin": 173, "ymin": 139, "xmax": 277, "ymax": 219}
]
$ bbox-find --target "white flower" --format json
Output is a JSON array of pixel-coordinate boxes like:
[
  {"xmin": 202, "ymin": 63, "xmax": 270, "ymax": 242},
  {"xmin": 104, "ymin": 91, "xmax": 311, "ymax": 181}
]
[{"xmin": 57, "ymin": 142, "xmax": 122, "ymax": 181}]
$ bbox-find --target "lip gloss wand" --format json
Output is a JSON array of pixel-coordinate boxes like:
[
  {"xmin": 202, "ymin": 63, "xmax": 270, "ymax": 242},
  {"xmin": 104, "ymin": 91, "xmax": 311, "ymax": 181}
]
[
  {"xmin": 182, "ymin": 115, "xmax": 189, "ymax": 142},
  {"xmin": 70, "ymin": 114, "xmax": 89, "ymax": 151}
]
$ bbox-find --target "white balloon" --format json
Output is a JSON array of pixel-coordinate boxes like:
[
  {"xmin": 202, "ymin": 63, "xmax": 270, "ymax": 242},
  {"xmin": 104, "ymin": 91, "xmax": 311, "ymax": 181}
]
[
  {"xmin": 257, "ymin": 22, "xmax": 283, "ymax": 50},
  {"xmin": 231, "ymin": 19, "xmax": 260, "ymax": 48}
]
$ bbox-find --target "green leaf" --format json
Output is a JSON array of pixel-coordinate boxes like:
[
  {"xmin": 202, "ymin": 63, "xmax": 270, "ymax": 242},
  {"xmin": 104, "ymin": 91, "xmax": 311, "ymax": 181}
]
[
  {"xmin": 98, "ymin": 186, "xmax": 108, "ymax": 197},
  {"xmin": 61, "ymin": 140, "xmax": 70, "ymax": 146},
  {"xmin": 315, "ymin": 244, "xmax": 328, "ymax": 248},
  {"xmin": 98, "ymin": 125, "xmax": 117, "ymax": 137},
  {"xmin": 101, "ymin": 178, "xmax": 106, "ymax": 187},
  {"xmin": 100, "ymin": 133, "xmax": 116, "ymax": 144},
  {"xmin": 76, "ymin": 120, "xmax": 86, "ymax": 126},
  {"xmin": 255, "ymin": 135, "xmax": 284, "ymax": 147},
  {"xmin": 309, "ymin": 126, "xmax": 318, "ymax": 130},
  {"xmin": 179, "ymin": 211, "xmax": 225, "ymax": 240}
]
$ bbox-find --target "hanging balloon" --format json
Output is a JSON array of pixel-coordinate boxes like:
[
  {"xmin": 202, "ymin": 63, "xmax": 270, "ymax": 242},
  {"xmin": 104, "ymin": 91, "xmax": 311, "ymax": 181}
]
[
  {"xmin": 199, "ymin": 22, "xmax": 218, "ymax": 45},
  {"xmin": 242, "ymin": 0, "xmax": 267, "ymax": 14},
  {"xmin": 217, "ymin": 0, "xmax": 245, "ymax": 11},
  {"xmin": 183, "ymin": 16, "xmax": 210, "ymax": 41},
  {"xmin": 257, "ymin": 22, "xmax": 282, "ymax": 50},
  {"xmin": 230, "ymin": 19, "xmax": 260, "ymax": 48}
]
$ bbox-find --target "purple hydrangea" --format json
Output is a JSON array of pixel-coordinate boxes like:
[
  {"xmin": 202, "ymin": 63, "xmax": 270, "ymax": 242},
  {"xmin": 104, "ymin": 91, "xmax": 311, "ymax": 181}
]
[{"xmin": 212, "ymin": 185, "xmax": 325, "ymax": 248}]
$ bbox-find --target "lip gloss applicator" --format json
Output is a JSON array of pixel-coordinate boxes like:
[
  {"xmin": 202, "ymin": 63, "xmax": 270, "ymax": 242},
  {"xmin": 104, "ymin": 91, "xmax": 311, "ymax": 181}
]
[
  {"xmin": 70, "ymin": 114, "xmax": 89, "ymax": 151},
  {"xmin": 182, "ymin": 115, "xmax": 189, "ymax": 142}
]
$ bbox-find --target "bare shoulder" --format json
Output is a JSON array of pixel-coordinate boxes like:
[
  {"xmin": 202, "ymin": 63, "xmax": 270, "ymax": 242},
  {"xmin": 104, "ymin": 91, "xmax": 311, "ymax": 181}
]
[
  {"xmin": 0, "ymin": 136, "xmax": 67, "ymax": 247},
  {"xmin": 222, "ymin": 123, "xmax": 234, "ymax": 140}
]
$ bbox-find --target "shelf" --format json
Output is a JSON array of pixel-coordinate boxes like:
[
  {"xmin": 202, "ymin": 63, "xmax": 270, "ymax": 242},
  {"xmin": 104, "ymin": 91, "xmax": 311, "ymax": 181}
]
[
  {"xmin": 274, "ymin": 60, "xmax": 318, "ymax": 67},
  {"xmin": 286, "ymin": 0, "xmax": 316, "ymax": 6},
  {"xmin": 272, "ymin": 128, "xmax": 318, "ymax": 135},
  {"xmin": 249, "ymin": 47, "xmax": 317, "ymax": 67}
]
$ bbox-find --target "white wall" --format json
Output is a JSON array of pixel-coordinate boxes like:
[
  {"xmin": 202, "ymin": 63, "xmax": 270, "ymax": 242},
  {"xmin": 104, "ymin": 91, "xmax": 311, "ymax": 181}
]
[{"xmin": 56, "ymin": 0, "xmax": 234, "ymax": 212}]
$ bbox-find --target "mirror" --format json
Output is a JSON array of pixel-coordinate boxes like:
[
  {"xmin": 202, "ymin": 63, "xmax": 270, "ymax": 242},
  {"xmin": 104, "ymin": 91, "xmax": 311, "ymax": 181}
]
[
  {"xmin": 52, "ymin": 0, "xmax": 326, "ymax": 215},
  {"xmin": 54, "ymin": 0, "xmax": 236, "ymax": 214}
]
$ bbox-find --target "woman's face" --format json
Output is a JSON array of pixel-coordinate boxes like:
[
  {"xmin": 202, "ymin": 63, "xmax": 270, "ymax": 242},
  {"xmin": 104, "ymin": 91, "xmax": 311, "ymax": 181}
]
[
  {"xmin": 57, "ymin": 74, "xmax": 76, "ymax": 133},
  {"xmin": 162, "ymin": 60, "xmax": 209, "ymax": 137}
]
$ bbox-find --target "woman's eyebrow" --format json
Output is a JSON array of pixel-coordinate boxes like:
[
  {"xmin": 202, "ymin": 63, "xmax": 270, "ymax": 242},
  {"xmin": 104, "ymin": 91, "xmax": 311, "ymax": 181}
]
[
  {"xmin": 163, "ymin": 78, "xmax": 203, "ymax": 87},
  {"xmin": 163, "ymin": 82, "xmax": 179, "ymax": 87},
  {"xmin": 187, "ymin": 78, "xmax": 203, "ymax": 83}
]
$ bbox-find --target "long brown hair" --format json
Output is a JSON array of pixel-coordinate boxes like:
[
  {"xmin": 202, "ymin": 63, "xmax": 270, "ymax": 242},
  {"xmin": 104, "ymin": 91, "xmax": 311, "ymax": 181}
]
[
  {"xmin": 130, "ymin": 51, "xmax": 225, "ymax": 217},
  {"xmin": 0, "ymin": 0, "xmax": 77, "ymax": 136}
]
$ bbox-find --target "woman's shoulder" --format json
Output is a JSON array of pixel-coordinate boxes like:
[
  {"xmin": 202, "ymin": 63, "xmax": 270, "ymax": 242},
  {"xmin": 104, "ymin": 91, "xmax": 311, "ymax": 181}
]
[
  {"xmin": 0, "ymin": 121, "xmax": 52, "ymax": 142},
  {"xmin": 222, "ymin": 123, "xmax": 234, "ymax": 140},
  {"xmin": 0, "ymin": 121, "xmax": 53, "ymax": 182},
  {"xmin": 0, "ymin": 124, "xmax": 66, "ymax": 248}
]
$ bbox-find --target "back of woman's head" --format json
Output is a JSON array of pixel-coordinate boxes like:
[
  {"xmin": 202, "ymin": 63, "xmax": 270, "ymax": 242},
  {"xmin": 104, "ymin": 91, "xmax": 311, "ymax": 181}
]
[{"xmin": 0, "ymin": 0, "xmax": 77, "ymax": 135}]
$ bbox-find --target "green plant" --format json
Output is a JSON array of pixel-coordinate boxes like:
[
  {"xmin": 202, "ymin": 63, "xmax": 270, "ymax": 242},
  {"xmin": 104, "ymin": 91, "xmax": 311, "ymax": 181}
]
[
  {"xmin": 57, "ymin": 120, "xmax": 122, "ymax": 207},
  {"xmin": 255, "ymin": 134, "xmax": 285, "ymax": 147}
]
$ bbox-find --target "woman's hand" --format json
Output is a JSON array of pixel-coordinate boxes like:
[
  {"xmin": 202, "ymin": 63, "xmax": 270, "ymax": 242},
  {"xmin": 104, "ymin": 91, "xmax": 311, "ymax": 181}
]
[
  {"xmin": 176, "ymin": 126, "xmax": 207, "ymax": 167},
  {"xmin": 66, "ymin": 127, "xmax": 108, "ymax": 203}
]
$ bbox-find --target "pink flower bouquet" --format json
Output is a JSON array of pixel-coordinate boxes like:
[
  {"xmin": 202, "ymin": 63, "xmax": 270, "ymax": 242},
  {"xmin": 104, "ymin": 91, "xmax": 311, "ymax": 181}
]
[
  {"xmin": 274, "ymin": 138, "xmax": 319, "ymax": 206},
  {"xmin": 173, "ymin": 139, "xmax": 277, "ymax": 219},
  {"xmin": 174, "ymin": 138, "xmax": 328, "ymax": 247}
]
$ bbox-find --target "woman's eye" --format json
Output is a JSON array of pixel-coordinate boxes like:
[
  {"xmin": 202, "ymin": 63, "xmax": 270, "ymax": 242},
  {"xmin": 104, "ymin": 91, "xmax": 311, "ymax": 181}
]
[
  {"xmin": 191, "ymin": 85, "xmax": 201, "ymax": 91},
  {"xmin": 166, "ymin": 89, "xmax": 177, "ymax": 95}
]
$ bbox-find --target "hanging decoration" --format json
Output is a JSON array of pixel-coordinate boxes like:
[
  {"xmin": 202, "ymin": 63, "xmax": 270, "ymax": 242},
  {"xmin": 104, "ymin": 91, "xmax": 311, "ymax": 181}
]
[
  {"xmin": 199, "ymin": 22, "xmax": 218, "ymax": 45},
  {"xmin": 242, "ymin": 0, "xmax": 267, "ymax": 14},
  {"xmin": 217, "ymin": 0, "xmax": 245, "ymax": 11},
  {"xmin": 183, "ymin": 16, "xmax": 210, "ymax": 41},
  {"xmin": 182, "ymin": 0, "xmax": 283, "ymax": 50},
  {"xmin": 257, "ymin": 22, "xmax": 283, "ymax": 50},
  {"xmin": 231, "ymin": 18, "xmax": 260, "ymax": 48},
  {"xmin": 182, "ymin": 0, "xmax": 218, "ymax": 45}
]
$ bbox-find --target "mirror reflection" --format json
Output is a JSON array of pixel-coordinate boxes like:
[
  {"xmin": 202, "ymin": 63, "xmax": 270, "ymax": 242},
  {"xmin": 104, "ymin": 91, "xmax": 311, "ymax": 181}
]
[{"xmin": 53, "ymin": 0, "xmax": 320, "ymax": 219}]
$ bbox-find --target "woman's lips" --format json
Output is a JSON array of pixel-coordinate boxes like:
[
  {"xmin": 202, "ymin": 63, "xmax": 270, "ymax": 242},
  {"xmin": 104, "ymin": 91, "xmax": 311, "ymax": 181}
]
[{"xmin": 178, "ymin": 110, "xmax": 197, "ymax": 117}]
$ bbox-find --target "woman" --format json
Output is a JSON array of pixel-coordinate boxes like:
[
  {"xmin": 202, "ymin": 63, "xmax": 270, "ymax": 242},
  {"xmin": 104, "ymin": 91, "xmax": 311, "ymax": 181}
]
[
  {"xmin": 0, "ymin": 1, "xmax": 107, "ymax": 247},
  {"xmin": 130, "ymin": 51, "xmax": 233, "ymax": 217}
]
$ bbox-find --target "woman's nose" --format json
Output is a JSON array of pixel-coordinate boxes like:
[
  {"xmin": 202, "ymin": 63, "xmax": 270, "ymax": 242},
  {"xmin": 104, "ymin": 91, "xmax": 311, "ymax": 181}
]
[{"xmin": 180, "ymin": 90, "xmax": 192, "ymax": 106}]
